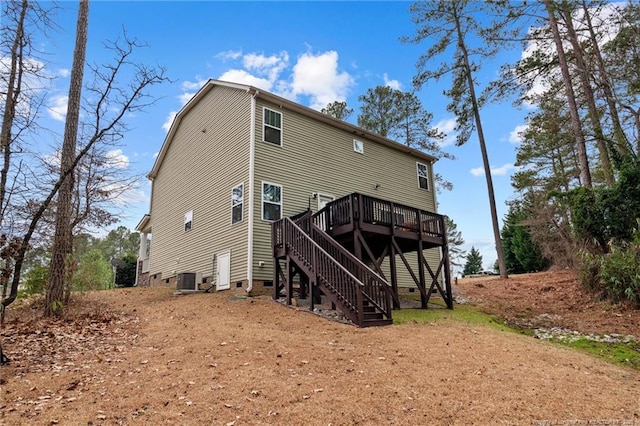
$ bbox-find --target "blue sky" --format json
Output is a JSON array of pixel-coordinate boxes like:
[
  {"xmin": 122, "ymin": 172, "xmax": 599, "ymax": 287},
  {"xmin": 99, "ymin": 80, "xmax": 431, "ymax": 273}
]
[{"xmin": 39, "ymin": 1, "xmax": 531, "ymax": 271}]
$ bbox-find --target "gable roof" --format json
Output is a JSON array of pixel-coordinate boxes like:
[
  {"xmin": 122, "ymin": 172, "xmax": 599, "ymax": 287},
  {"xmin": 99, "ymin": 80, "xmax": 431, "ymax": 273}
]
[{"xmin": 149, "ymin": 79, "xmax": 438, "ymax": 179}]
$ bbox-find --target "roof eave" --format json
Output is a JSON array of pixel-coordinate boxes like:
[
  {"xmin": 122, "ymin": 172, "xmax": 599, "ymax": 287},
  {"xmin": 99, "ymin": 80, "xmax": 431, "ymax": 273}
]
[{"xmin": 135, "ymin": 214, "xmax": 151, "ymax": 232}]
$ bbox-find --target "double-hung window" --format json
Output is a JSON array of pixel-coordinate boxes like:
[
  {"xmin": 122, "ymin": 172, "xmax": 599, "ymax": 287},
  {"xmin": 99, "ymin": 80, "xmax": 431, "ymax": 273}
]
[
  {"xmin": 263, "ymin": 108, "xmax": 282, "ymax": 146},
  {"xmin": 417, "ymin": 162, "xmax": 429, "ymax": 191},
  {"xmin": 231, "ymin": 183, "xmax": 243, "ymax": 224},
  {"xmin": 262, "ymin": 182, "xmax": 282, "ymax": 221}
]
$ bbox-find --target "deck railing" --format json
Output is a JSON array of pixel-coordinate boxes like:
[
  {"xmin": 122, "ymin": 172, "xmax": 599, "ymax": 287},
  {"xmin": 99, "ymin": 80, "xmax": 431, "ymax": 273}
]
[
  {"xmin": 314, "ymin": 195, "xmax": 352, "ymax": 231},
  {"xmin": 316, "ymin": 193, "xmax": 446, "ymax": 240},
  {"xmin": 291, "ymin": 208, "xmax": 312, "ymax": 232}
]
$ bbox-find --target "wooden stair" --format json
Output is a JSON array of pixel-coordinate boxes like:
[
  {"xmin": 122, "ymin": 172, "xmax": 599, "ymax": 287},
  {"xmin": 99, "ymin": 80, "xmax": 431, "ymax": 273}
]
[{"xmin": 273, "ymin": 215, "xmax": 392, "ymax": 327}]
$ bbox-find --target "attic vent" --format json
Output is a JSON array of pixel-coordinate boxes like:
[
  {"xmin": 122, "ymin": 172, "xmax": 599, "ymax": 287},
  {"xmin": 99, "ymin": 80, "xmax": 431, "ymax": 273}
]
[{"xmin": 176, "ymin": 272, "xmax": 202, "ymax": 292}]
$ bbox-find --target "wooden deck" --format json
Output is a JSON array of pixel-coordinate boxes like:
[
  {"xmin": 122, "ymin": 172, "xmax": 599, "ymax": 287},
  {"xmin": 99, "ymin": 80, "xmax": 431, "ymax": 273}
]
[
  {"xmin": 313, "ymin": 193, "xmax": 452, "ymax": 310},
  {"xmin": 272, "ymin": 193, "xmax": 453, "ymax": 327},
  {"xmin": 313, "ymin": 193, "xmax": 447, "ymax": 258}
]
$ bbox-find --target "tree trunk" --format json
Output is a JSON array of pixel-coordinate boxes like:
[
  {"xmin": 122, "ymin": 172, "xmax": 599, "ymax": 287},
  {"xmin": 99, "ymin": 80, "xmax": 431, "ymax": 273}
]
[
  {"xmin": 46, "ymin": 0, "xmax": 89, "ymax": 317},
  {"xmin": 0, "ymin": 0, "xmax": 28, "ymax": 228},
  {"xmin": 544, "ymin": 0, "xmax": 592, "ymax": 188},
  {"xmin": 452, "ymin": 7, "xmax": 508, "ymax": 279},
  {"xmin": 560, "ymin": 2, "xmax": 613, "ymax": 185},
  {"xmin": 581, "ymin": 0, "xmax": 634, "ymax": 162}
]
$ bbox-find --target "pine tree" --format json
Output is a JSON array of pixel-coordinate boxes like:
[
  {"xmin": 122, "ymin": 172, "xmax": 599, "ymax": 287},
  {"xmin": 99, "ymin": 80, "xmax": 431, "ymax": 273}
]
[
  {"xmin": 320, "ymin": 101, "xmax": 353, "ymax": 121},
  {"xmin": 404, "ymin": 0, "xmax": 510, "ymax": 278},
  {"xmin": 46, "ymin": 0, "xmax": 89, "ymax": 317},
  {"xmin": 501, "ymin": 203, "xmax": 549, "ymax": 274},
  {"xmin": 445, "ymin": 216, "xmax": 465, "ymax": 269},
  {"xmin": 463, "ymin": 247, "xmax": 483, "ymax": 276}
]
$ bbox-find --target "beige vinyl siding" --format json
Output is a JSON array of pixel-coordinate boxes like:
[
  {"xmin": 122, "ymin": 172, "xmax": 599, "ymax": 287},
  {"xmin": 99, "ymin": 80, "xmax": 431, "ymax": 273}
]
[
  {"xmin": 251, "ymin": 99, "xmax": 439, "ymax": 284},
  {"xmin": 149, "ymin": 85, "xmax": 251, "ymax": 283}
]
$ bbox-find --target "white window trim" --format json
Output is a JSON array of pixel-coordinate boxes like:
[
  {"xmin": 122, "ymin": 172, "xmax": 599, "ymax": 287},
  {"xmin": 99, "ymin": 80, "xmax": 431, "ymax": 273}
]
[
  {"xmin": 231, "ymin": 182, "xmax": 244, "ymax": 224},
  {"xmin": 353, "ymin": 139, "xmax": 364, "ymax": 154},
  {"xmin": 416, "ymin": 162, "xmax": 430, "ymax": 191},
  {"xmin": 263, "ymin": 107, "xmax": 283, "ymax": 147},
  {"xmin": 184, "ymin": 210, "xmax": 193, "ymax": 232},
  {"xmin": 261, "ymin": 181, "xmax": 283, "ymax": 221},
  {"xmin": 317, "ymin": 193, "xmax": 335, "ymax": 211}
]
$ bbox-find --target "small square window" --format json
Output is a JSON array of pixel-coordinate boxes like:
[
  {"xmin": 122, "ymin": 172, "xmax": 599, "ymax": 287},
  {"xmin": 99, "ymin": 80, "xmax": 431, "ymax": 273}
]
[
  {"xmin": 353, "ymin": 139, "xmax": 364, "ymax": 154},
  {"xmin": 184, "ymin": 210, "xmax": 193, "ymax": 232},
  {"xmin": 417, "ymin": 163, "xmax": 429, "ymax": 191},
  {"xmin": 263, "ymin": 108, "xmax": 282, "ymax": 146}
]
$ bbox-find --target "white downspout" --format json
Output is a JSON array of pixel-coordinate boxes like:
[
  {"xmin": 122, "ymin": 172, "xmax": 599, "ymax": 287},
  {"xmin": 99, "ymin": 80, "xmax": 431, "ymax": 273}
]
[
  {"xmin": 246, "ymin": 92, "xmax": 257, "ymax": 293},
  {"xmin": 432, "ymin": 160, "xmax": 446, "ymax": 282}
]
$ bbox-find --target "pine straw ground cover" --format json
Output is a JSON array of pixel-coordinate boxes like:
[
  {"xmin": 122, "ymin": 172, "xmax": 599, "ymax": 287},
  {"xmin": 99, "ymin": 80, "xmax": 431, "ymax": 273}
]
[{"xmin": 0, "ymin": 275, "xmax": 639, "ymax": 425}]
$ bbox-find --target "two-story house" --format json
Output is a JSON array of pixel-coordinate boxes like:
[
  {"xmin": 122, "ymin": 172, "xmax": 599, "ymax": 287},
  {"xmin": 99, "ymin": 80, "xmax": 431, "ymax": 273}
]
[{"xmin": 136, "ymin": 80, "xmax": 451, "ymax": 324}]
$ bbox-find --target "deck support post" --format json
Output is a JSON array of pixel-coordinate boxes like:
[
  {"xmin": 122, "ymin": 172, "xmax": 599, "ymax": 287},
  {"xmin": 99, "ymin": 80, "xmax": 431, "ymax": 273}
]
[
  {"xmin": 353, "ymin": 229, "xmax": 363, "ymax": 278},
  {"xmin": 392, "ymin": 238, "xmax": 429, "ymax": 304},
  {"xmin": 286, "ymin": 256, "xmax": 293, "ymax": 306},
  {"xmin": 417, "ymin": 240, "xmax": 427, "ymax": 309},
  {"xmin": 442, "ymin": 244, "xmax": 453, "ymax": 309},
  {"xmin": 389, "ymin": 237, "xmax": 400, "ymax": 309},
  {"xmin": 273, "ymin": 259, "xmax": 279, "ymax": 300},
  {"xmin": 357, "ymin": 233, "xmax": 389, "ymax": 281}
]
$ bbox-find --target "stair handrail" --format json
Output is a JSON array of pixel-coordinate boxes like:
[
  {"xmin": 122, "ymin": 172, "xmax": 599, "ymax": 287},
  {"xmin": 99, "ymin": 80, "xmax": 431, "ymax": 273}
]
[
  {"xmin": 309, "ymin": 223, "xmax": 392, "ymax": 318},
  {"xmin": 277, "ymin": 217, "xmax": 366, "ymax": 319}
]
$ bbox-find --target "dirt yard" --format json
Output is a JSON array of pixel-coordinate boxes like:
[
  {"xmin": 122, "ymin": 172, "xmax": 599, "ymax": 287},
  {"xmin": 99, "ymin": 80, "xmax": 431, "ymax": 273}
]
[{"xmin": 1, "ymin": 270, "xmax": 639, "ymax": 425}]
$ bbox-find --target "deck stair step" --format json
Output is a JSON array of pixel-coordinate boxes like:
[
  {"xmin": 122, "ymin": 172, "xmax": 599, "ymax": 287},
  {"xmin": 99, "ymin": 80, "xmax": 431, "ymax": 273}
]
[{"xmin": 273, "ymin": 213, "xmax": 393, "ymax": 327}]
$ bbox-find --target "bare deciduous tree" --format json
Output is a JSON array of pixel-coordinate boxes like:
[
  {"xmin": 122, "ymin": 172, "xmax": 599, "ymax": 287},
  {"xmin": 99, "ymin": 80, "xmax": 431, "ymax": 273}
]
[{"xmin": 2, "ymin": 32, "xmax": 169, "ymax": 317}]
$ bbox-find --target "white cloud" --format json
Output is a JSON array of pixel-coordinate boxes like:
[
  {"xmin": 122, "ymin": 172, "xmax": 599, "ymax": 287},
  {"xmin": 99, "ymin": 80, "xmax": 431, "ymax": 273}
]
[
  {"xmin": 105, "ymin": 149, "xmax": 129, "ymax": 169},
  {"xmin": 48, "ymin": 95, "xmax": 68, "ymax": 121},
  {"xmin": 181, "ymin": 77, "xmax": 207, "ymax": 92},
  {"xmin": 434, "ymin": 117, "xmax": 457, "ymax": 147},
  {"xmin": 508, "ymin": 124, "xmax": 527, "ymax": 144},
  {"xmin": 216, "ymin": 49, "xmax": 242, "ymax": 61},
  {"xmin": 176, "ymin": 78, "xmax": 208, "ymax": 107},
  {"xmin": 243, "ymin": 51, "xmax": 289, "ymax": 82},
  {"xmin": 470, "ymin": 167, "xmax": 484, "ymax": 177},
  {"xmin": 162, "ymin": 110, "xmax": 177, "ymax": 132},
  {"xmin": 289, "ymin": 50, "xmax": 354, "ymax": 110},
  {"xmin": 470, "ymin": 163, "xmax": 517, "ymax": 177},
  {"xmin": 58, "ymin": 68, "xmax": 71, "ymax": 78},
  {"xmin": 218, "ymin": 69, "xmax": 273, "ymax": 91},
  {"xmin": 43, "ymin": 149, "xmax": 61, "ymax": 168},
  {"xmin": 171, "ymin": 49, "xmax": 354, "ymax": 125},
  {"xmin": 492, "ymin": 164, "xmax": 517, "ymax": 176},
  {"xmin": 1, "ymin": 57, "xmax": 48, "ymax": 116},
  {"xmin": 111, "ymin": 186, "xmax": 149, "ymax": 206},
  {"xmin": 178, "ymin": 92, "xmax": 196, "ymax": 105},
  {"xmin": 383, "ymin": 73, "xmax": 401, "ymax": 90}
]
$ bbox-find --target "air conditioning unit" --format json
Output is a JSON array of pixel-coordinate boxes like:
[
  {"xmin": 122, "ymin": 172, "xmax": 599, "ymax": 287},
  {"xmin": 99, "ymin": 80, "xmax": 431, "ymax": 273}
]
[{"xmin": 176, "ymin": 272, "xmax": 202, "ymax": 292}]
